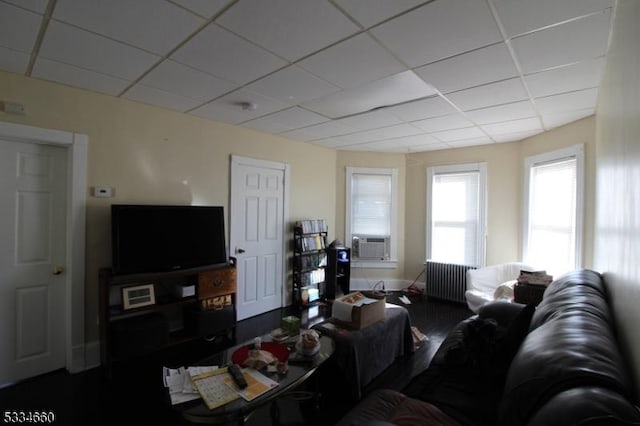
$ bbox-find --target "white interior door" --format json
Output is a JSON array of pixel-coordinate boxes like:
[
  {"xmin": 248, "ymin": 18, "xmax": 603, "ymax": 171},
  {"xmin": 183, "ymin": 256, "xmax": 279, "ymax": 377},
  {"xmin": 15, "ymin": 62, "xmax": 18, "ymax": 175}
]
[
  {"xmin": 230, "ymin": 156, "xmax": 287, "ymax": 321},
  {"xmin": 0, "ymin": 139, "xmax": 67, "ymax": 385}
]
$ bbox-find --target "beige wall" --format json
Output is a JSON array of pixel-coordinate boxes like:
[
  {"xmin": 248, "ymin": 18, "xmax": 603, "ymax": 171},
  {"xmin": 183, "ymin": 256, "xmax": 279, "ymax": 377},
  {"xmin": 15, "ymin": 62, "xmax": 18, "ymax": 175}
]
[
  {"xmin": 0, "ymin": 71, "xmax": 337, "ymax": 343},
  {"xmin": 594, "ymin": 0, "xmax": 640, "ymax": 395},
  {"xmin": 335, "ymin": 151, "xmax": 406, "ymax": 286}
]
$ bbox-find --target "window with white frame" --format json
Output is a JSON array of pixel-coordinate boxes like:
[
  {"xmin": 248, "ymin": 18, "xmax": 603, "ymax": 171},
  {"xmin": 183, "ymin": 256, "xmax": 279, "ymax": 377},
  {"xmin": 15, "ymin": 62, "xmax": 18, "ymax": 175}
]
[
  {"xmin": 346, "ymin": 167, "xmax": 397, "ymax": 267},
  {"xmin": 426, "ymin": 163, "xmax": 487, "ymax": 267},
  {"xmin": 523, "ymin": 145, "xmax": 583, "ymax": 277}
]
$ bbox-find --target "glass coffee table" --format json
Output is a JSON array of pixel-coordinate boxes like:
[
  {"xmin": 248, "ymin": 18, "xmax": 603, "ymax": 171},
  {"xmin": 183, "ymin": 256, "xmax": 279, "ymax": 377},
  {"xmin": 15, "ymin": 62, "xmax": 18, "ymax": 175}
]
[{"xmin": 176, "ymin": 333, "xmax": 334, "ymax": 425}]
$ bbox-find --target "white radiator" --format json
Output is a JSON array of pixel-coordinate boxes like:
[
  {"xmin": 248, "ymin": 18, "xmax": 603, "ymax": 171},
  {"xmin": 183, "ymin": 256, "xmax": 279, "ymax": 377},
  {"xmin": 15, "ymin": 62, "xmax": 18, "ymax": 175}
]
[{"xmin": 425, "ymin": 260, "xmax": 477, "ymax": 303}]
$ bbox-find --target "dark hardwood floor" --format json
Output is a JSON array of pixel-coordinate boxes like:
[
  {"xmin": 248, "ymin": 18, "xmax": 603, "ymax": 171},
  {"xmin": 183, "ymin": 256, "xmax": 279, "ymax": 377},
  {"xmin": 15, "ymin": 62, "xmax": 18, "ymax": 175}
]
[{"xmin": 0, "ymin": 292, "xmax": 471, "ymax": 426}]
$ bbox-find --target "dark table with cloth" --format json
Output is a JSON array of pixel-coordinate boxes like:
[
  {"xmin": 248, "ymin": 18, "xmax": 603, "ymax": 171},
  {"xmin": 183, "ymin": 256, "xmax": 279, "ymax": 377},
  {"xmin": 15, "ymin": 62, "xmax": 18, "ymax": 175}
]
[{"xmin": 313, "ymin": 303, "xmax": 414, "ymax": 399}]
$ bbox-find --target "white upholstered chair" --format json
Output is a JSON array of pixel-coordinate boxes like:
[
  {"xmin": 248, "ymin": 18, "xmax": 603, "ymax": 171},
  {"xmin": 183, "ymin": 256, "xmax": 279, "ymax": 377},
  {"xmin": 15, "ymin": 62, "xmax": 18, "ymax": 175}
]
[{"xmin": 465, "ymin": 262, "xmax": 537, "ymax": 313}]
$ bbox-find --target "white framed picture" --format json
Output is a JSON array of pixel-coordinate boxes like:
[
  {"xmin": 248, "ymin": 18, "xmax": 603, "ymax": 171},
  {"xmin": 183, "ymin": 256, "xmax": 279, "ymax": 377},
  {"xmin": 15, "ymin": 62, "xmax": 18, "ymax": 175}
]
[{"xmin": 122, "ymin": 283, "xmax": 156, "ymax": 310}]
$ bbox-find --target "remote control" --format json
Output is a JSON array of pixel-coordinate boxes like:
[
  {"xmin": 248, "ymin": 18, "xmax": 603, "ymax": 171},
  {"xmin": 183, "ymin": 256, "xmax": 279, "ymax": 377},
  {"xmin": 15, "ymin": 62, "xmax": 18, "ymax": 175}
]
[{"xmin": 228, "ymin": 364, "xmax": 248, "ymax": 389}]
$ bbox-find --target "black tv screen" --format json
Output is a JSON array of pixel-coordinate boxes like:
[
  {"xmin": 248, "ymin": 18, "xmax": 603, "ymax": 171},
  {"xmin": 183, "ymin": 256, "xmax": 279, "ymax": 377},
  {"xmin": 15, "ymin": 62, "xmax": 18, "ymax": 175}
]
[{"xmin": 111, "ymin": 204, "xmax": 227, "ymax": 275}]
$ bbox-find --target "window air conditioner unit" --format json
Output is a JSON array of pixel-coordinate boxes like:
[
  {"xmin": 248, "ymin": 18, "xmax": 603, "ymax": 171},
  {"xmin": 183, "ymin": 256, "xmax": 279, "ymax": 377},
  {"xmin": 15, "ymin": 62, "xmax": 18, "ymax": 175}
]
[{"xmin": 352, "ymin": 235, "xmax": 390, "ymax": 260}]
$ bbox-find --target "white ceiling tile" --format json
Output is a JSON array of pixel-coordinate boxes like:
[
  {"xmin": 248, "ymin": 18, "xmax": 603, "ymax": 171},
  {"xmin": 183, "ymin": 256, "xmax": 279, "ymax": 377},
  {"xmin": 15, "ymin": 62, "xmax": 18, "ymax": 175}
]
[
  {"xmin": 377, "ymin": 133, "xmax": 441, "ymax": 148},
  {"xmin": 299, "ymin": 33, "xmax": 407, "ymax": 89},
  {"xmin": 446, "ymin": 78, "xmax": 528, "ymax": 111},
  {"xmin": 336, "ymin": 110, "xmax": 402, "ymax": 131},
  {"xmin": 140, "ymin": 60, "xmax": 236, "ymax": 102},
  {"xmin": 409, "ymin": 142, "xmax": 451, "ymax": 152},
  {"xmin": 465, "ymin": 100, "xmax": 537, "ymax": 125},
  {"xmin": 172, "ymin": 24, "xmax": 286, "ymax": 85},
  {"xmin": 53, "ymin": 0, "xmax": 204, "ymax": 55},
  {"xmin": 492, "ymin": 129, "xmax": 543, "ymax": 143},
  {"xmin": 535, "ymin": 88, "xmax": 599, "ymax": 115},
  {"xmin": 303, "ymin": 71, "xmax": 436, "ymax": 118},
  {"xmin": 171, "ymin": 0, "xmax": 232, "ymax": 18},
  {"xmin": 334, "ymin": 0, "xmax": 427, "ymax": 28},
  {"xmin": 415, "ymin": 43, "xmax": 518, "ymax": 94},
  {"xmin": 431, "ymin": 127, "xmax": 486, "ymax": 142},
  {"xmin": 525, "ymin": 57, "xmax": 606, "ymax": 98},
  {"xmin": 511, "ymin": 10, "xmax": 611, "ymax": 74},
  {"xmin": 446, "ymin": 136, "xmax": 493, "ymax": 148},
  {"xmin": 124, "ymin": 84, "xmax": 202, "ymax": 112},
  {"xmin": 481, "ymin": 117, "xmax": 542, "ymax": 137},
  {"xmin": 335, "ymin": 123, "xmax": 422, "ymax": 145},
  {"xmin": 386, "ymin": 96, "xmax": 456, "ymax": 121},
  {"xmin": 190, "ymin": 89, "xmax": 289, "ymax": 124},
  {"xmin": 40, "ymin": 21, "xmax": 159, "ymax": 80},
  {"xmin": 492, "ymin": 0, "xmax": 614, "ymax": 38},
  {"xmin": 281, "ymin": 121, "xmax": 354, "ymax": 141},
  {"xmin": 32, "ymin": 57, "xmax": 130, "ymax": 95},
  {"xmin": 0, "ymin": 2, "xmax": 42, "ymax": 52},
  {"xmin": 241, "ymin": 107, "xmax": 327, "ymax": 134},
  {"xmin": 217, "ymin": 0, "xmax": 359, "ymax": 61},
  {"xmin": 542, "ymin": 108, "xmax": 594, "ymax": 130},
  {"xmin": 412, "ymin": 113, "xmax": 474, "ymax": 133},
  {"xmin": 245, "ymin": 66, "xmax": 340, "ymax": 104},
  {"xmin": 371, "ymin": 0, "xmax": 502, "ymax": 68},
  {"xmin": 3, "ymin": 0, "xmax": 48, "ymax": 14},
  {"xmin": 0, "ymin": 45, "xmax": 31, "ymax": 74}
]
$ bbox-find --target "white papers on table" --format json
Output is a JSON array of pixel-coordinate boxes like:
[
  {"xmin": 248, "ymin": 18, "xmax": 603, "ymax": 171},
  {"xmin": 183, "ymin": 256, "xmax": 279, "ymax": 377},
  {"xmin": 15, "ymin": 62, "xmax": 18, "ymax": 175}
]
[
  {"xmin": 332, "ymin": 295, "xmax": 380, "ymax": 322},
  {"xmin": 163, "ymin": 365, "xmax": 219, "ymax": 405}
]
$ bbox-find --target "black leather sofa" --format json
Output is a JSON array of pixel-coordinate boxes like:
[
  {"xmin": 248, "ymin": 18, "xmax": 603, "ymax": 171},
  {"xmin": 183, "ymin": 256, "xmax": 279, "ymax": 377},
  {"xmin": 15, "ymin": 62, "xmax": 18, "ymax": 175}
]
[{"xmin": 337, "ymin": 269, "xmax": 640, "ymax": 425}]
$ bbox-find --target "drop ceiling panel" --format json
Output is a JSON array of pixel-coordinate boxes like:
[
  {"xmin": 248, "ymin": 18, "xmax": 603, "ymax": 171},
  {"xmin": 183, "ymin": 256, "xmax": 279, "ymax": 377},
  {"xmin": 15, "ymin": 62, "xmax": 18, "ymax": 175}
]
[
  {"xmin": 525, "ymin": 57, "xmax": 606, "ymax": 98},
  {"xmin": 465, "ymin": 100, "xmax": 537, "ymax": 125},
  {"xmin": 241, "ymin": 107, "xmax": 327, "ymax": 134},
  {"xmin": 371, "ymin": 0, "xmax": 502, "ymax": 68},
  {"xmin": 431, "ymin": 127, "xmax": 486, "ymax": 142},
  {"xmin": 3, "ymin": 0, "xmax": 48, "ymax": 14},
  {"xmin": 217, "ymin": 0, "xmax": 359, "ymax": 61},
  {"xmin": 535, "ymin": 88, "xmax": 599, "ymax": 115},
  {"xmin": 299, "ymin": 33, "xmax": 407, "ymax": 89},
  {"xmin": 336, "ymin": 110, "xmax": 402, "ymax": 132},
  {"xmin": 245, "ymin": 66, "xmax": 340, "ymax": 104},
  {"xmin": 481, "ymin": 117, "xmax": 542, "ymax": 137},
  {"xmin": 0, "ymin": 2, "xmax": 42, "ymax": 52},
  {"xmin": 39, "ymin": 21, "xmax": 160, "ymax": 80},
  {"xmin": 386, "ymin": 96, "xmax": 456, "ymax": 122},
  {"xmin": 302, "ymin": 71, "xmax": 436, "ymax": 118},
  {"xmin": 124, "ymin": 84, "xmax": 203, "ymax": 112},
  {"xmin": 412, "ymin": 113, "xmax": 474, "ymax": 133},
  {"xmin": 333, "ymin": 0, "xmax": 427, "ymax": 28},
  {"xmin": 511, "ymin": 10, "xmax": 611, "ymax": 74},
  {"xmin": 190, "ymin": 89, "xmax": 289, "ymax": 124},
  {"xmin": 280, "ymin": 121, "xmax": 354, "ymax": 141},
  {"xmin": 172, "ymin": 24, "xmax": 287, "ymax": 85},
  {"xmin": 140, "ymin": 60, "xmax": 237, "ymax": 102},
  {"xmin": 53, "ymin": 0, "xmax": 204, "ymax": 55},
  {"xmin": 446, "ymin": 136, "xmax": 493, "ymax": 148},
  {"xmin": 0, "ymin": 46, "xmax": 30, "ymax": 74},
  {"xmin": 492, "ymin": 0, "xmax": 614, "ymax": 38},
  {"xmin": 415, "ymin": 43, "xmax": 518, "ymax": 94},
  {"xmin": 446, "ymin": 78, "xmax": 528, "ymax": 111},
  {"xmin": 542, "ymin": 108, "xmax": 594, "ymax": 129},
  {"xmin": 32, "ymin": 57, "xmax": 130, "ymax": 95},
  {"xmin": 171, "ymin": 0, "xmax": 233, "ymax": 19},
  {"xmin": 334, "ymin": 123, "xmax": 422, "ymax": 145}
]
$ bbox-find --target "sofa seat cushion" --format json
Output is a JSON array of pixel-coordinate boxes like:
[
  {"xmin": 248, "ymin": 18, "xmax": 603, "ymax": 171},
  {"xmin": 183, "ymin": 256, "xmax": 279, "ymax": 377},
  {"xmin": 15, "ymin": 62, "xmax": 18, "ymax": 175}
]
[{"xmin": 335, "ymin": 389, "xmax": 460, "ymax": 426}]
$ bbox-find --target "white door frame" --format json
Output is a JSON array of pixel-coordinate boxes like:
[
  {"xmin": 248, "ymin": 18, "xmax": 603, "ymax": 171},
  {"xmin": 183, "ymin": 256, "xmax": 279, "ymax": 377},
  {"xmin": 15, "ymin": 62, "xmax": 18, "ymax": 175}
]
[
  {"xmin": 0, "ymin": 121, "xmax": 87, "ymax": 374},
  {"xmin": 229, "ymin": 155, "xmax": 290, "ymax": 310}
]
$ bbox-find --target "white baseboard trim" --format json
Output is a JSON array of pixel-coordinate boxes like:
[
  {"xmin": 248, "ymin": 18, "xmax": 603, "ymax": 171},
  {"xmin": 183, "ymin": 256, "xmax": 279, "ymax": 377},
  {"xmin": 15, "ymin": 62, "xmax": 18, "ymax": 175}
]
[
  {"xmin": 83, "ymin": 341, "xmax": 101, "ymax": 370},
  {"xmin": 348, "ymin": 278, "xmax": 410, "ymax": 291}
]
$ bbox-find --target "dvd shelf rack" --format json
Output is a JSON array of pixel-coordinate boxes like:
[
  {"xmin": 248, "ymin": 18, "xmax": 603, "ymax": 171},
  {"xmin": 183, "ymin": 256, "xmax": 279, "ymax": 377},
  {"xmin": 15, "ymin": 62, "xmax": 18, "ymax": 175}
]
[{"xmin": 293, "ymin": 219, "xmax": 327, "ymax": 307}]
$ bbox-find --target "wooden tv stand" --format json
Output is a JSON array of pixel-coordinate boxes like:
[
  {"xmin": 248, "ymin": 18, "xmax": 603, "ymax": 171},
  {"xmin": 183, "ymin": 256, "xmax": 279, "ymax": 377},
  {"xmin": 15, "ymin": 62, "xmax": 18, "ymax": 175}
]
[{"xmin": 98, "ymin": 263, "xmax": 237, "ymax": 368}]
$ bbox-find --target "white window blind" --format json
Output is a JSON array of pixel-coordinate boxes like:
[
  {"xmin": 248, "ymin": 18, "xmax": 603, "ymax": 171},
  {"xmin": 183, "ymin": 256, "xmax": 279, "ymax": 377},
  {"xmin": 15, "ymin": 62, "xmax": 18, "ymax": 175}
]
[
  {"xmin": 525, "ymin": 155, "xmax": 579, "ymax": 276},
  {"xmin": 427, "ymin": 163, "xmax": 486, "ymax": 267},
  {"xmin": 351, "ymin": 173, "xmax": 391, "ymax": 236}
]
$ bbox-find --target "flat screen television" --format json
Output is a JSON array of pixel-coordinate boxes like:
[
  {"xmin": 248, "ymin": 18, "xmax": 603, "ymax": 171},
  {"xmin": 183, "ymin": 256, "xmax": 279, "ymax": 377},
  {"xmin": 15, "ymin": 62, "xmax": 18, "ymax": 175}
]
[{"xmin": 111, "ymin": 204, "xmax": 228, "ymax": 275}]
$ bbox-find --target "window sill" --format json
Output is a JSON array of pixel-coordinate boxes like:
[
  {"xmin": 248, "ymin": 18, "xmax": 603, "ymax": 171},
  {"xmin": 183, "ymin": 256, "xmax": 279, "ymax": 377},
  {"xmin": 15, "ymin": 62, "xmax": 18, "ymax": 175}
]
[{"xmin": 352, "ymin": 260, "xmax": 398, "ymax": 269}]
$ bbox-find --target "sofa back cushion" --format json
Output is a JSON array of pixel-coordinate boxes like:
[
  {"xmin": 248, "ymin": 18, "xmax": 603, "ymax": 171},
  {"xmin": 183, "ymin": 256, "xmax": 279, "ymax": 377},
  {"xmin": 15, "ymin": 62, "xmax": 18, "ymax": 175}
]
[{"xmin": 498, "ymin": 269, "xmax": 640, "ymax": 425}]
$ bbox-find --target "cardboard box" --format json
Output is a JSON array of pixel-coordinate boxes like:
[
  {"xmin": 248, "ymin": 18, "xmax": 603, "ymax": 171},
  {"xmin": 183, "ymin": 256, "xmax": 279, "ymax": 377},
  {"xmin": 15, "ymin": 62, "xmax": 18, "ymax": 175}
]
[{"xmin": 332, "ymin": 291, "xmax": 386, "ymax": 329}]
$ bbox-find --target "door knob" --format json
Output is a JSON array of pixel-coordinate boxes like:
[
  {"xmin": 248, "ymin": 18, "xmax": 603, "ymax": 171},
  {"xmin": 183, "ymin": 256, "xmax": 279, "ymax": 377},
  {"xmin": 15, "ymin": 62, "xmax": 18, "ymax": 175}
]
[
  {"xmin": 235, "ymin": 248, "xmax": 246, "ymax": 254},
  {"xmin": 52, "ymin": 265, "xmax": 65, "ymax": 275}
]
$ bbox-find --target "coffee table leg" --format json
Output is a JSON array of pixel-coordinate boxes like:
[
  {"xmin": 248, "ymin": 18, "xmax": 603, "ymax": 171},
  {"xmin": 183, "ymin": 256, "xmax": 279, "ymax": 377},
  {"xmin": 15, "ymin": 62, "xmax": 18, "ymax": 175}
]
[{"xmin": 270, "ymin": 400, "xmax": 280, "ymax": 426}]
